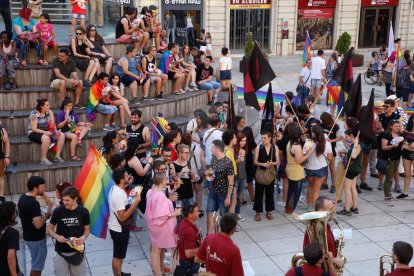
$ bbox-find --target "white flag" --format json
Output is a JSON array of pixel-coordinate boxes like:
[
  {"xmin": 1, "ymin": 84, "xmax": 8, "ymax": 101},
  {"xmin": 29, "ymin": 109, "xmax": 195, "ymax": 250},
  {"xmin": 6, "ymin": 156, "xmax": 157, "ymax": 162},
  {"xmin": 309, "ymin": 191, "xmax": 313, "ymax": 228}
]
[{"xmin": 388, "ymin": 21, "xmax": 395, "ymax": 56}]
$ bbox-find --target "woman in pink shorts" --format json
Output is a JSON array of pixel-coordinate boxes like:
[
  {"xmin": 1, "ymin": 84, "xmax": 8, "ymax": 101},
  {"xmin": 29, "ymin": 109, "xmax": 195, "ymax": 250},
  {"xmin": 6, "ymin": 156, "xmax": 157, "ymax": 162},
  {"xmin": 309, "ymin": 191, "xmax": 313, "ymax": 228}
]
[{"xmin": 36, "ymin": 14, "xmax": 58, "ymax": 65}]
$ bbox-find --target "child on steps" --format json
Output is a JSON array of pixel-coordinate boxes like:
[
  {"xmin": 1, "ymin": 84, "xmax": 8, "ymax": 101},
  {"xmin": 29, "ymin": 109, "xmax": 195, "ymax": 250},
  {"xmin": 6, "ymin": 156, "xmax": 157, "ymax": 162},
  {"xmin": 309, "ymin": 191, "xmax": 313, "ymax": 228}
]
[{"xmin": 36, "ymin": 14, "xmax": 58, "ymax": 65}]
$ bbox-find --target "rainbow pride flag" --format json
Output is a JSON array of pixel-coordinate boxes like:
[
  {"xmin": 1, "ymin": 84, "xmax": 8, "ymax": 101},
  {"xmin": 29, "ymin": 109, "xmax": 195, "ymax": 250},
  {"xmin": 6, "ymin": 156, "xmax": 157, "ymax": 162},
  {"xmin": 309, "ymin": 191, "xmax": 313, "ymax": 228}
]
[
  {"xmin": 237, "ymin": 86, "xmax": 284, "ymax": 110},
  {"xmin": 302, "ymin": 30, "xmax": 311, "ymax": 67},
  {"xmin": 405, "ymin": 107, "xmax": 414, "ymax": 115},
  {"xmin": 151, "ymin": 115, "xmax": 169, "ymax": 155},
  {"xmin": 326, "ymin": 79, "xmax": 341, "ymax": 106},
  {"xmin": 86, "ymin": 82, "xmax": 104, "ymax": 122},
  {"xmin": 75, "ymin": 145, "xmax": 115, "ymax": 239},
  {"xmin": 396, "ymin": 44, "xmax": 406, "ymax": 70}
]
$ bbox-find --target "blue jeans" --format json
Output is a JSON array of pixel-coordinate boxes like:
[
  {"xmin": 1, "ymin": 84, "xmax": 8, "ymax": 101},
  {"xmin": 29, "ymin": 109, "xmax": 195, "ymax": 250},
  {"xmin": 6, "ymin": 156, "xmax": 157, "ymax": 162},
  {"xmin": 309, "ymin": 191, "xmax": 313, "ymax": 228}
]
[
  {"xmin": 26, "ymin": 238, "xmax": 47, "ymax": 271},
  {"xmin": 173, "ymin": 259, "xmax": 200, "ymax": 276},
  {"xmin": 235, "ymin": 177, "xmax": 246, "ymax": 214},
  {"xmin": 14, "ymin": 37, "xmax": 43, "ymax": 60},
  {"xmin": 285, "ymin": 179, "xmax": 303, "ymax": 214},
  {"xmin": 206, "ymin": 190, "xmax": 228, "ymax": 215},
  {"xmin": 167, "ymin": 28, "xmax": 175, "ymax": 43},
  {"xmin": 187, "ymin": 27, "xmax": 195, "ymax": 45},
  {"xmin": 198, "ymin": 81, "xmax": 220, "ymax": 91}
]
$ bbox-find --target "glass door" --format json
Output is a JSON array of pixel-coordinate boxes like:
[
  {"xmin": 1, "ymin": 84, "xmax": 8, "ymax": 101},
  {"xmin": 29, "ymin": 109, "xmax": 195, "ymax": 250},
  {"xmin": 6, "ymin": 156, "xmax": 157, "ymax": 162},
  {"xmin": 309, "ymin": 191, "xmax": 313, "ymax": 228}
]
[{"xmin": 359, "ymin": 7, "xmax": 392, "ymax": 48}]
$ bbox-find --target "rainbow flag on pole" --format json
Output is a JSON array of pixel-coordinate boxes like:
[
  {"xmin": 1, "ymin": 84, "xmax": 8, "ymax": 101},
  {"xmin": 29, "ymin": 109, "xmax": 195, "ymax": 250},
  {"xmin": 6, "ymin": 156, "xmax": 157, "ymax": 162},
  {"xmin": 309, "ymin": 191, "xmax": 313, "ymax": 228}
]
[
  {"xmin": 405, "ymin": 107, "xmax": 414, "ymax": 115},
  {"xmin": 75, "ymin": 145, "xmax": 115, "ymax": 239},
  {"xmin": 237, "ymin": 87, "xmax": 284, "ymax": 110},
  {"xmin": 396, "ymin": 44, "xmax": 406, "ymax": 70},
  {"xmin": 86, "ymin": 82, "xmax": 104, "ymax": 122},
  {"xmin": 302, "ymin": 30, "xmax": 311, "ymax": 67}
]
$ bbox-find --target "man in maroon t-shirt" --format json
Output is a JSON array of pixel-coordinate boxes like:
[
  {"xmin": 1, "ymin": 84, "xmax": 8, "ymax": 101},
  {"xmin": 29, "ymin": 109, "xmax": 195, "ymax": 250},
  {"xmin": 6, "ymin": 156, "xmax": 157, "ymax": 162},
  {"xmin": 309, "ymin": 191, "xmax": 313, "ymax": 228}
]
[
  {"xmin": 195, "ymin": 213, "xmax": 243, "ymax": 276},
  {"xmin": 286, "ymin": 242, "xmax": 336, "ymax": 276},
  {"xmin": 303, "ymin": 197, "xmax": 345, "ymax": 270},
  {"xmin": 386, "ymin": 241, "xmax": 414, "ymax": 276},
  {"xmin": 174, "ymin": 203, "xmax": 201, "ymax": 276}
]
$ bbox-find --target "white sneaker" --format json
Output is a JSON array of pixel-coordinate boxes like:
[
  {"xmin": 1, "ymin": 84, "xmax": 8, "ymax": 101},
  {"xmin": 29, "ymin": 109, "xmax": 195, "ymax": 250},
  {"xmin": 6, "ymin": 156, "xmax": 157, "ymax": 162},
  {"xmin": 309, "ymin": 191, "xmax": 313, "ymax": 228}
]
[
  {"xmin": 237, "ymin": 214, "xmax": 245, "ymax": 222},
  {"xmin": 276, "ymin": 200, "xmax": 285, "ymax": 207},
  {"xmin": 299, "ymin": 195, "xmax": 307, "ymax": 204}
]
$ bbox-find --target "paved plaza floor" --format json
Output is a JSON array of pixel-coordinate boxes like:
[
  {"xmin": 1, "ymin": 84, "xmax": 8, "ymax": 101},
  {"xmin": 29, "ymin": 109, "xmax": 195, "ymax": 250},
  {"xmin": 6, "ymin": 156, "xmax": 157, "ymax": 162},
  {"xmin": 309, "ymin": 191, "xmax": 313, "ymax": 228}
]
[{"xmin": 4, "ymin": 21, "xmax": 414, "ymax": 275}]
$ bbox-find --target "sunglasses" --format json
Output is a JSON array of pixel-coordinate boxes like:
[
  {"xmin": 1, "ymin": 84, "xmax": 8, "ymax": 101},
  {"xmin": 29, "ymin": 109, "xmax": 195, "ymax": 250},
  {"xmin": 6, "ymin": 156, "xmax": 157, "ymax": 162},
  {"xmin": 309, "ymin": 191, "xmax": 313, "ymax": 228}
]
[
  {"xmin": 90, "ymin": 29, "xmax": 96, "ymax": 31},
  {"xmin": 76, "ymin": 32, "xmax": 83, "ymax": 35},
  {"xmin": 383, "ymin": 105, "xmax": 390, "ymax": 108}
]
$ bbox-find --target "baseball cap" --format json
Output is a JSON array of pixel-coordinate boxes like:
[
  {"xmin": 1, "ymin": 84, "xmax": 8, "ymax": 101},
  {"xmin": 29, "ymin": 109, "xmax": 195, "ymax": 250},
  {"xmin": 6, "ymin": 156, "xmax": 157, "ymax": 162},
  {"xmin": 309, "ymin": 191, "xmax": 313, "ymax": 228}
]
[{"xmin": 386, "ymin": 95, "xmax": 400, "ymax": 101}]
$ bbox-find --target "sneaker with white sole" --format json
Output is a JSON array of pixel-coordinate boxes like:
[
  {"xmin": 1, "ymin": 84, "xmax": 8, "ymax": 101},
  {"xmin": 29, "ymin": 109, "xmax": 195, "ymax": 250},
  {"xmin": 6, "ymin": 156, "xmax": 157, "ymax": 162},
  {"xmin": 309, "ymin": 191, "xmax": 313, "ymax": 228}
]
[
  {"xmin": 237, "ymin": 214, "xmax": 246, "ymax": 222},
  {"xmin": 103, "ymin": 124, "xmax": 116, "ymax": 131},
  {"xmin": 384, "ymin": 198, "xmax": 394, "ymax": 207},
  {"xmin": 54, "ymin": 156, "xmax": 65, "ymax": 164},
  {"xmin": 40, "ymin": 159, "xmax": 52, "ymax": 166},
  {"xmin": 276, "ymin": 200, "xmax": 285, "ymax": 207}
]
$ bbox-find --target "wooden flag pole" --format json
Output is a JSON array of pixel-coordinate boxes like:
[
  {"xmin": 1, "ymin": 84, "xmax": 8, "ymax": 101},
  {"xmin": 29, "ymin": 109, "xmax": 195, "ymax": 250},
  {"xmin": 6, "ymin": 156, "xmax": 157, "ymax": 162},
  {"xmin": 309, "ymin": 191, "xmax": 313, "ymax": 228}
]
[
  {"xmin": 275, "ymin": 78, "xmax": 306, "ymax": 135},
  {"xmin": 327, "ymin": 106, "xmax": 344, "ymax": 138},
  {"xmin": 336, "ymin": 131, "xmax": 361, "ymax": 203}
]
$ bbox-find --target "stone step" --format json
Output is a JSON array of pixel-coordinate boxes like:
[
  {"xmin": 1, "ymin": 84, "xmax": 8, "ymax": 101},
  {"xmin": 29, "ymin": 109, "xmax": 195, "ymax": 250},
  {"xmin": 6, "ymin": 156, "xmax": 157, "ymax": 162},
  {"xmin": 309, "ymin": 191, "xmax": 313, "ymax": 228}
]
[{"xmin": 1, "ymin": 89, "xmax": 208, "ymax": 135}]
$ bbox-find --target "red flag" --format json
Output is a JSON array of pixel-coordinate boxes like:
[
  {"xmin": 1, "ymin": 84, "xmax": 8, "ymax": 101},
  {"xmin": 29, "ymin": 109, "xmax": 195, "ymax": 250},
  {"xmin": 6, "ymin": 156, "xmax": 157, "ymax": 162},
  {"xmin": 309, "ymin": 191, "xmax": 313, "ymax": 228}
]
[
  {"xmin": 333, "ymin": 47, "xmax": 354, "ymax": 93},
  {"xmin": 344, "ymin": 74, "xmax": 362, "ymax": 118}
]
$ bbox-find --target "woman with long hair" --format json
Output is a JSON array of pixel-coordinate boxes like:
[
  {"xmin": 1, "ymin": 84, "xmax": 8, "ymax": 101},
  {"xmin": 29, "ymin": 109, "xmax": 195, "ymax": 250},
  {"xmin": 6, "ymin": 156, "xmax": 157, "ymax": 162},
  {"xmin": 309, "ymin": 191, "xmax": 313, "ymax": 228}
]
[
  {"xmin": 55, "ymin": 97, "xmax": 90, "ymax": 160},
  {"xmin": 98, "ymin": 130, "xmax": 118, "ymax": 164},
  {"xmin": 242, "ymin": 126, "xmax": 257, "ymax": 203},
  {"xmin": 179, "ymin": 44, "xmax": 198, "ymax": 90},
  {"xmin": 70, "ymin": 26, "xmax": 99, "ymax": 87},
  {"xmin": 285, "ymin": 127, "xmax": 314, "ymax": 216},
  {"xmin": 163, "ymin": 130, "xmax": 182, "ymax": 161},
  {"xmin": 399, "ymin": 115, "xmax": 414, "ymax": 199},
  {"xmin": 85, "ymin": 24, "xmax": 114, "ymax": 74},
  {"xmin": 320, "ymin": 112, "xmax": 342, "ymax": 194},
  {"xmin": 305, "ymin": 126, "xmax": 333, "ymax": 210},
  {"xmin": 253, "ymin": 132, "xmax": 279, "ymax": 221},
  {"xmin": 381, "ymin": 120, "xmax": 403, "ymax": 206},
  {"xmin": 0, "ymin": 201, "xmax": 20, "ymax": 276},
  {"xmin": 235, "ymin": 132, "xmax": 248, "ymax": 220},
  {"xmin": 28, "ymin": 98, "xmax": 65, "ymax": 165},
  {"xmin": 337, "ymin": 128, "xmax": 362, "ymax": 215}
]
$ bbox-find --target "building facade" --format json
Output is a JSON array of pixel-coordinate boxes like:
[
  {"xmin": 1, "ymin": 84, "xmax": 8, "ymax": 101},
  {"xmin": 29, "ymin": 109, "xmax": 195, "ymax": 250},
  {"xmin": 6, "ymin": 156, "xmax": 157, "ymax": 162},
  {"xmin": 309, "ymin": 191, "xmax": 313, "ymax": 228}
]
[{"xmin": 137, "ymin": 0, "xmax": 414, "ymax": 55}]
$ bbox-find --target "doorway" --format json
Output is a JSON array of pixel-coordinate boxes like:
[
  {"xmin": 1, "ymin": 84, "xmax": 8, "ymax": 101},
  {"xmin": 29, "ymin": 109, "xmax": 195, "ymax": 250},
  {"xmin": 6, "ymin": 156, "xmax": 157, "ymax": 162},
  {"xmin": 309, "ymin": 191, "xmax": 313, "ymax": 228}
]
[
  {"xmin": 230, "ymin": 9, "xmax": 270, "ymax": 51},
  {"xmin": 359, "ymin": 7, "xmax": 393, "ymax": 48}
]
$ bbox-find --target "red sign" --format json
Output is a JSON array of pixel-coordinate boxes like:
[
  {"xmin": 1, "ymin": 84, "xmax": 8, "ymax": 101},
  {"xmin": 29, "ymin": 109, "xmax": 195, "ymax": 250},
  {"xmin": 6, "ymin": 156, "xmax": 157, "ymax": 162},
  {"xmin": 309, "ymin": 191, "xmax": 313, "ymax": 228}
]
[
  {"xmin": 361, "ymin": 0, "xmax": 399, "ymax": 6},
  {"xmin": 230, "ymin": 0, "xmax": 271, "ymax": 9},
  {"xmin": 298, "ymin": 0, "xmax": 337, "ymax": 9},
  {"xmin": 298, "ymin": 8, "xmax": 334, "ymax": 19}
]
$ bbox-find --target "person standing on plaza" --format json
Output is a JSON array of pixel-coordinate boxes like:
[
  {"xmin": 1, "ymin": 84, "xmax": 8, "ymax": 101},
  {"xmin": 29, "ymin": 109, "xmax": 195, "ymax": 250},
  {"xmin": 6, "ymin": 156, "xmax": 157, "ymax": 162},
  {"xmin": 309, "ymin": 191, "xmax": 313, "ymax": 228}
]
[
  {"xmin": 0, "ymin": 0, "xmax": 12, "ymax": 33},
  {"xmin": 48, "ymin": 187, "xmax": 90, "ymax": 276},
  {"xmin": 89, "ymin": 0, "xmax": 103, "ymax": 28},
  {"xmin": 253, "ymin": 132, "xmax": 279, "ymax": 221},
  {"xmin": 310, "ymin": 49, "xmax": 326, "ymax": 99},
  {"xmin": 399, "ymin": 115, "xmax": 414, "ymax": 199},
  {"xmin": 17, "ymin": 176, "xmax": 52, "ymax": 276},
  {"xmin": 203, "ymin": 115, "xmax": 223, "ymax": 167},
  {"xmin": 217, "ymin": 47, "xmax": 232, "ymax": 91},
  {"xmin": 195, "ymin": 213, "xmax": 244, "ymax": 276},
  {"xmin": 242, "ymin": 126, "xmax": 257, "ymax": 203},
  {"xmin": 174, "ymin": 202, "xmax": 201, "ymax": 276},
  {"xmin": 108, "ymin": 168, "xmax": 141, "ymax": 276},
  {"xmin": 0, "ymin": 124, "xmax": 10, "ymax": 202},
  {"xmin": 234, "ymin": 132, "xmax": 248, "ymax": 220},
  {"xmin": 0, "ymin": 201, "xmax": 21, "ymax": 276},
  {"xmin": 298, "ymin": 59, "xmax": 312, "ymax": 105}
]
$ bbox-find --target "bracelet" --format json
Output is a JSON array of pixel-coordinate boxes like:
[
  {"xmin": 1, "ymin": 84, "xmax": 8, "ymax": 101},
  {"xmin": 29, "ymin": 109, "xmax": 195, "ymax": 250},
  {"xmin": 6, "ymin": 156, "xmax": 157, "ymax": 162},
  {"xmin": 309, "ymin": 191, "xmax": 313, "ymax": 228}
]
[{"xmin": 5, "ymin": 156, "xmax": 10, "ymax": 159}]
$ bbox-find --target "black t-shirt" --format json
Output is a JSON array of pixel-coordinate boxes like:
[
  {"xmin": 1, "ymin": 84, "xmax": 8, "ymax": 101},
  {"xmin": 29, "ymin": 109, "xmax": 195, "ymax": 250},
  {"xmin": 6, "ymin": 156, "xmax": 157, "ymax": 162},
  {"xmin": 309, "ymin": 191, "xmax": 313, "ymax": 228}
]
[
  {"xmin": 0, "ymin": 226, "xmax": 20, "ymax": 276},
  {"xmin": 304, "ymin": 116, "xmax": 320, "ymax": 131},
  {"xmin": 50, "ymin": 205, "xmax": 90, "ymax": 253},
  {"xmin": 211, "ymin": 156, "xmax": 234, "ymax": 196},
  {"xmin": 17, "ymin": 194, "xmax": 46, "ymax": 241},
  {"xmin": 196, "ymin": 64, "xmax": 214, "ymax": 83},
  {"xmin": 381, "ymin": 133, "xmax": 403, "ymax": 160},
  {"xmin": 277, "ymin": 135, "xmax": 290, "ymax": 157},
  {"xmin": 379, "ymin": 113, "xmax": 400, "ymax": 130},
  {"xmin": 173, "ymin": 162, "xmax": 194, "ymax": 200},
  {"xmin": 50, "ymin": 58, "xmax": 77, "ymax": 82}
]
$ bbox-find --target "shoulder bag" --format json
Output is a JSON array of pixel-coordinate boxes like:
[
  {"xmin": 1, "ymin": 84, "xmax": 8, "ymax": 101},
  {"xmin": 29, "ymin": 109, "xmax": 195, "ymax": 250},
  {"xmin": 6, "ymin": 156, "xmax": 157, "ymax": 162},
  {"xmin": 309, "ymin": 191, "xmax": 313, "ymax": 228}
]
[
  {"xmin": 110, "ymin": 187, "xmax": 134, "ymax": 231},
  {"xmin": 255, "ymin": 145, "xmax": 277, "ymax": 185}
]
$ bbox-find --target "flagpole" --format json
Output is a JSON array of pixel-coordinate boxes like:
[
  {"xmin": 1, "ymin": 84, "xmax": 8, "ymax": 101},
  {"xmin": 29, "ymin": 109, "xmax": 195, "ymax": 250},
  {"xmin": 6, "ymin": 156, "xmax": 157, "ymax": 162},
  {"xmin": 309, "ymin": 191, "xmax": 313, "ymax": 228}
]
[
  {"xmin": 275, "ymin": 78, "xmax": 306, "ymax": 135},
  {"xmin": 336, "ymin": 131, "xmax": 360, "ymax": 203},
  {"xmin": 327, "ymin": 106, "xmax": 344, "ymax": 138}
]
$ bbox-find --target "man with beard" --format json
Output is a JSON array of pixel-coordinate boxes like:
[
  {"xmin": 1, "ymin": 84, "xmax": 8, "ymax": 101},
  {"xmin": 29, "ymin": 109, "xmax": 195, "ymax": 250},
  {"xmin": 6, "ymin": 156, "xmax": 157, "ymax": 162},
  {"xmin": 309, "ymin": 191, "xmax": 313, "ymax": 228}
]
[{"xmin": 126, "ymin": 109, "xmax": 151, "ymax": 159}]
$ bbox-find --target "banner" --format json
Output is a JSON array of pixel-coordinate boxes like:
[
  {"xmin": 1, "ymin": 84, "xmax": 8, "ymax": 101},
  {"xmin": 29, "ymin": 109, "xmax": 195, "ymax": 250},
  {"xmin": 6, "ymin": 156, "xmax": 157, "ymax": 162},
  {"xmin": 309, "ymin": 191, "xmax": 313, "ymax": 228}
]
[
  {"xmin": 230, "ymin": 0, "xmax": 271, "ymax": 9},
  {"xmin": 361, "ymin": 0, "xmax": 399, "ymax": 7},
  {"xmin": 104, "ymin": 0, "xmax": 134, "ymax": 6},
  {"xmin": 298, "ymin": 0, "xmax": 337, "ymax": 8}
]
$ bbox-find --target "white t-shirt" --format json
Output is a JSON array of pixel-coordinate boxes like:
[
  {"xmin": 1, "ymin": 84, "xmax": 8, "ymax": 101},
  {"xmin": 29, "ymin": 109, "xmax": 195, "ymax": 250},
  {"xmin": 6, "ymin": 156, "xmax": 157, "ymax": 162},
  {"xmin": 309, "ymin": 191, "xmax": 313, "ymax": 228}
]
[
  {"xmin": 300, "ymin": 66, "xmax": 311, "ymax": 87},
  {"xmin": 186, "ymin": 16, "xmax": 193, "ymax": 28},
  {"xmin": 190, "ymin": 142, "xmax": 203, "ymax": 173},
  {"xmin": 311, "ymin": 56, "xmax": 326, "ymax": 80},
  {"xmin": 203, "ymin": 128, "xmax": 223, "ymax": 165},
  {"xmin": 306, "ymin": 141, "xmax": 332, "ymax": 170},
  {"xmin": 108, "ymin": 185, "xmax": 129, "ymax": 233},
  {"xmin": 186, "ymin": 118, "xmax": 198, "ymax": 133},
  {"xmin": 312, "ymin": 105, "xmax": 321, "ymax": 120},
  {"xmin": 219, "ymin": 56, "xmax": 232, "ymax": 71}
]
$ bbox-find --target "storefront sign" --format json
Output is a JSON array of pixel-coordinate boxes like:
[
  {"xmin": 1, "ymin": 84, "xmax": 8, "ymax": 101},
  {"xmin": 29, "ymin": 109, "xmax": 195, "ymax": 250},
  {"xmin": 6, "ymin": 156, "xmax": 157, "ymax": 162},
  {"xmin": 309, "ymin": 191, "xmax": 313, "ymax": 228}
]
[
  {"xmin": 361, "ymin": 0, "xmax": 399, "ymax": 6},
  {"xmin": 296, "ymin": 8, "xmax": 334, "ymax": 50},
  {"xmin": 104, "ymin": 0, "xmax": 134, "ymax": 6},
  {"xmin": 163, "ymin": 0, "xmax": 202, "ymax": 7},
  {"xmin": 298, "ymin": 0, "xmax": 337, "ymax": 8},
  {"xmin": 230, "ymin": 0, "xmax": 271, "ymax": 9}
]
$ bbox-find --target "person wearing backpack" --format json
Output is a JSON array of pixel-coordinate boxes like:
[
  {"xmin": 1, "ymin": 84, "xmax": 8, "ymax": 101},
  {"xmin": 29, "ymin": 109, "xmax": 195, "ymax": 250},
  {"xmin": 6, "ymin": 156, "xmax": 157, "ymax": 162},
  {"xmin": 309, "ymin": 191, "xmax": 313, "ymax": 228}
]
[
  {"xmin": 0, "ymin": 125, "xmax": 11, "ymax": 202},
  {"xmin": 285, "ymin": 242, "xmax": 336, "ymax": 276}
]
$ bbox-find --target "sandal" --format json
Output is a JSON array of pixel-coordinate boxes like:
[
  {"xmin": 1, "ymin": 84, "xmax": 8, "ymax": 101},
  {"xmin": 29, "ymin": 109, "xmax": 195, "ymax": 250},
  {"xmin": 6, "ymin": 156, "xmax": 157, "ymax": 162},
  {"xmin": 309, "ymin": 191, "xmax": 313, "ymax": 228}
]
[
  {"xmin": 43, "ymin": 61, "xmax": 48, "ymax": 65},
  {"xmin": 70, "ymin": 156, "xmax": 82, "ymax": 161},
  {"xmin": 266, "ymin": 212, "xmax": 273, "ymax": 220},
  {"xmin": 38, "ymin": 59, "xmax": 44, "ymax": 65},
  {"xmin": 21, "ymin": 60, "xmax": 27, "ymax": 67},
  {"xmin": 255, "ymin": 213, "xmax": 261, "ymax": 221}
]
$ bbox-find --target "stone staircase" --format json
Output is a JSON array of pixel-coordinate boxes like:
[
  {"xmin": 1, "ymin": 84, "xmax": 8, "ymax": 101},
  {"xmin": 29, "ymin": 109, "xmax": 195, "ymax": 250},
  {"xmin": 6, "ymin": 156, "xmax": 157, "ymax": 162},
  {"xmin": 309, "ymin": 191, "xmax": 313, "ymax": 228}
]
[
  {"xmin": 2, "ymin": 42, "xmax": 212, "ymax": 195},
  {"xmin": 11, "ymin": 0, "xmax": 72, "ymax": 23}
]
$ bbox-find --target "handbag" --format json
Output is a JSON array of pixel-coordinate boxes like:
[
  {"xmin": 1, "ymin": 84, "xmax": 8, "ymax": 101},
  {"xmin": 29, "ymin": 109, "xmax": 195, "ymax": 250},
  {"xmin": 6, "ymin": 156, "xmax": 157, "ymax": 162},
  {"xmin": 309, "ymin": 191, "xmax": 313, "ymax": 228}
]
[
  {"xmin": 255, "ymin": 145, "xmax": 277, "ymax": 185},
  {"xmin": 376, "ymin": 159, "xmax": 388, "ymax": 175},
  {"xmin": 110, "ymin": 187, "xmax": 134, "ymax": 230},
  {"xmin": 57, "ymin": 251, "xmax": 84, "ymax": 265}
]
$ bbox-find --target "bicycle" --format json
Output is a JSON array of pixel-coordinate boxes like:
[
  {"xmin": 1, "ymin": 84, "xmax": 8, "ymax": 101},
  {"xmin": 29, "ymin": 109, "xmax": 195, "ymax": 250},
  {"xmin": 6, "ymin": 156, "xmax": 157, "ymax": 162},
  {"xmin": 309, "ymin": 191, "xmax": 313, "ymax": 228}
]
[{"xmin": 364, "ymin": 68, "xmax": 380, "ymax": 85}]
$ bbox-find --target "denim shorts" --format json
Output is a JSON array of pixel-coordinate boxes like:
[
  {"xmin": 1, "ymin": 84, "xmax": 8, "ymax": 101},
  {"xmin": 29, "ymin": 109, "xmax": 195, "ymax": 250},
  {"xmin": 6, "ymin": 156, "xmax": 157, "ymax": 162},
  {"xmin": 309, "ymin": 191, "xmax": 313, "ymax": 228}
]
[
  {"xmin": 206, "ymin": 190, "xmax": 228, "ymax": 215},
  {"xmin": 198, "ymin": 81, "xmax": 221, "ymax": 91},
  {"xmin": 311, "ymin": 79, "xmax": 322, "ymax": 89},
  {"xmin": 305, "ymin": 166, "xmax": 328, "ymax": 178},
  {"xmin": 26, "ymin": 238, "xmax": 47, "ymax": 271},
  {"xmin": 219, "ymin": 70, "xmax": 231, "ymax": 80},
  {"xmin": 361, "ymin": 142, "xmax": 372, "ymax": 154},
  {"xmin": 72, "ymin": 13, "xmax": 86, "ymax": 20},
  {"xmin": 96, "ymin": 103, "xmax": 118, "ymax": 115}
]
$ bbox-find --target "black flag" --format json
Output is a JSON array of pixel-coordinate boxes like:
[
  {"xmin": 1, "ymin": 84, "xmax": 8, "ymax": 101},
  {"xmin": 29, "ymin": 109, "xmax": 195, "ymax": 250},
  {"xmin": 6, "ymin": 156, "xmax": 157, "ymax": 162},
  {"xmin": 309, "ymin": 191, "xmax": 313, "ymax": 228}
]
[
  {"xmin": 358, "ymin": 88, "xmax": 376, "ymax": 143},
  {"xmin": 227, "ymin": 85, "xmax": 237, "ymax": 132},
  {"xmin": 332, "ymin": 47, "xmax": 354, "ymax": 93},
  {"xmin": 344, "ymin": 73, "xmax": 362, "ymax": 118},
  {"xmin": 261, "ymin": 83, "xmax": 275, "ymax": 134},
  {"xmin": 244, "ymin": 41, "xmax": 276, "ymax": 111}
]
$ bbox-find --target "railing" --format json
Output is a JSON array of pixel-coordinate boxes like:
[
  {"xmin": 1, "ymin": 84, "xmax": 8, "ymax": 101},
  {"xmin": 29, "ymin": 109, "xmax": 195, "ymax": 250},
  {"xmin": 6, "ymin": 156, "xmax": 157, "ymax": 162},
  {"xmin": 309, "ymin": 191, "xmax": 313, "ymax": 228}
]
[{"xmin": 11, "ymin": 0, "xmax": 72, "ymax": 23}]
